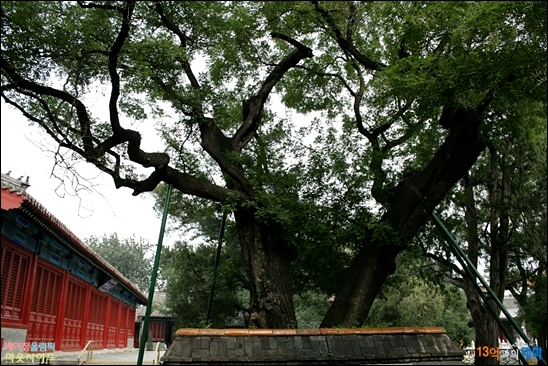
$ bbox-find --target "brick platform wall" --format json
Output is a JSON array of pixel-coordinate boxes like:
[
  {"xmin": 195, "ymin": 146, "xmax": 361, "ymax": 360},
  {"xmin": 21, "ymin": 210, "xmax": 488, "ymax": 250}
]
[{"xmin": 161, "ymin": 327, "xmax": 464, "ymax": 365}]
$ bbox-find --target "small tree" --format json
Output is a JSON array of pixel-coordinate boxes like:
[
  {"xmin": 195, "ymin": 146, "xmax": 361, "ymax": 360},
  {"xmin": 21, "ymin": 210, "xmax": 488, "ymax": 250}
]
[
  {"xmin": 86, "ymin": 233, "xmax": 153, "ymax": 292},
  {"xmin": 161, "ymin": 240, "xmax": 247, "ymax": 329}
]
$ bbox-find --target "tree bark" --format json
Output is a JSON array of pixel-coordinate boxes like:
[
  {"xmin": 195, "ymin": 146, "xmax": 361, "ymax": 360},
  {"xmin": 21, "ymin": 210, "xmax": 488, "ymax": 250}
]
[
  {"xmin": 466, "ymin": 286, "xmax": 500, "ymax": 365},
  {"xmin": 321, "ymin": 107, "xmax": 486, "ymax": 327},
  {"xmin": 320, "ymin": 232, "xmax": 400, "ymax": 327},
  {"xmin": 234, "ymin": 207, "xmax": 297, "ymax": 328},
  {"xmin": 463, "ymin": 146, "xmax": 509, "ymax": 365}
]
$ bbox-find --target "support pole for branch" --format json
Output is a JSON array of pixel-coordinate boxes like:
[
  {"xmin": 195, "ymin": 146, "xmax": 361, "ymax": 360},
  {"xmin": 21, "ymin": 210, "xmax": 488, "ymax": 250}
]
[
  {"xmin": 428, "ymin": 210, "xmax": 543, "ymax": 366},
  {"xmin": 206, "ymin": 211, "xmax": 228, "ymax": 325},
  {"xmin": 404, "ymin": 180, "xmax": 545, "ymax": 365},
  {"xmin": 137, "ymin": 184, "xmax": 172, "ymax": 366}
]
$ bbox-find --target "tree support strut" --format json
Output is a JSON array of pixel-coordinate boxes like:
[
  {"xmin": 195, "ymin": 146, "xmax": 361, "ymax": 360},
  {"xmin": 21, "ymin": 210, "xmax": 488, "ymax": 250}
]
[
  {"xmin": 138, "ymin": 184, "xmax": 173, "ymax": 366},
  {"xmin": 409, "ymin": 181, "xmax": 546, "ymax": 366}
]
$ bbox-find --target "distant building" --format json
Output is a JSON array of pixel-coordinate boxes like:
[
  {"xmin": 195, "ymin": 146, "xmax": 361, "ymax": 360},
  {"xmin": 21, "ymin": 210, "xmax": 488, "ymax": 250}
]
[
  {"xmin": 498, "ymin": 291, "xmax": 522, "ymax": 342},
  {"xmin": 135, "ymin": 292, "xmax": 175, "ymax": 348},
  {"xmin": 474, "ymin": 287, "xmax": 528, "ymax": 343},
  {"xmin": 1, "ymin": 173, "xmax": 147, "ymax": 355}
]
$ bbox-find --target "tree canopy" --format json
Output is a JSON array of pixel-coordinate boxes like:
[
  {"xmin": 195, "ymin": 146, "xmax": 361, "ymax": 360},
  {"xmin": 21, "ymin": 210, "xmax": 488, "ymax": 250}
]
[
  {"xmin": 2, "ymin": 1, "xmax": 546, "ymax": 328},
  {"xmin": 85, "ymin": 233, "xmax": 153, "ymax": 292}
]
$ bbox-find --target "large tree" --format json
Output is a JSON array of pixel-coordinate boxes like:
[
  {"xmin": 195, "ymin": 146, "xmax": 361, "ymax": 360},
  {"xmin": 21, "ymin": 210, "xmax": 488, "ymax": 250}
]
[
  {"xmin": 272, "ymin": 1, "xmax": 547, "ymax": 327},
  {"xmin": 1, "ymin": 1, "xmax": 545, "ymax": 328},
  {"xmin": 1, "ymin": 1, "xmax": 312, "ymax": 328}
]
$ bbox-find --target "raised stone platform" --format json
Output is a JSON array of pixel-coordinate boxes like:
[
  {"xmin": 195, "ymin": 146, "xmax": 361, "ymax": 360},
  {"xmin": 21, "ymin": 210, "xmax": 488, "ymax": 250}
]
[{"xmin": 161, "ymin": 327, "xmax": 463, "ymax": 365}]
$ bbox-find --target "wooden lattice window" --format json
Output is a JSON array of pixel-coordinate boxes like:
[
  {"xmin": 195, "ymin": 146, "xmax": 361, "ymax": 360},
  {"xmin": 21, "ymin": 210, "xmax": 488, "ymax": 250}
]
[{"xmin": 1, "ymin": 244, "xmax": 29, "ymax": 320}]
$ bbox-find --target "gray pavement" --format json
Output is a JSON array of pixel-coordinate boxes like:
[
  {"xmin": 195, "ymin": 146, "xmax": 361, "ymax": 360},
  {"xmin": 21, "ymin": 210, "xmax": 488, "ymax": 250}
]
[{"xmin": 52, "ymin": 348, "xmax": 165, "ymax": 365}]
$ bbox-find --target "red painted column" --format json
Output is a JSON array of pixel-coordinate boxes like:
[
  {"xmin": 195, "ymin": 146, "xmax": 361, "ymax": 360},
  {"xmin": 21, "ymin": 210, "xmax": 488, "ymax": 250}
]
[
  {"xmin": 127, "ymin": 307, "xmax": 135, "ymax": 347},
  {"xmin": 80, "ymin": 283, "xmax": 91, "ymax": 350},
  {"xmin": 21, "ymin": 251, "xmax": 37, "ymax": 327},
  {"xmin": 54, "ymin": 270, "xmax": 69, "ymax": 351},
  {"xmin": 103, "ymin": 297, "xmax": 111, "ymax": 349},
  {"xmin": 118, "ymin": 305, "xmax": 126, "ymax": 348},
  {"xmin": 114, "ymin": 300, "xmax": 121, "ymax": 348},
  {"xmin": 129, "ymin": 307, "xmax": 137, "ymax": 348}
]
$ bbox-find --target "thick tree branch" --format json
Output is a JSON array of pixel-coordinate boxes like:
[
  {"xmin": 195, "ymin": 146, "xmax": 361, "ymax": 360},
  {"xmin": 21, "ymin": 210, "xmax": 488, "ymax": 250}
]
[
  {"xmin": 164, "ymin": 166, "xmax": 248, "ymax": 203},
  {"xmin": 312, "ymin": 1, "xmax": 385, "ymax": 71},
  {"xmin": 381, "ymin": 129, "xmax": 413, "ymax": 153},
  {"xmin": 443, "ymin": 275, "xmax": 464, "ymax": 288},
  {"xmin": 346, "ymin": 1, "xmax": 357, "ymax": 42},
  {"xmin": 384, "ymin": 106, "xmax": 487, "ymax": 245},
  {"xmin": 199, "ymin": 118, "xmax": 253, "ymax": 193},
  {"xmin": 352, "ymin": 62, "xmax": 376, "ymax": 144},
  {"xmin": 153, "ymin": 3, "xmax": 251, "ymax": 193},
  {"xmin": 2, "ymin": 53, "xmax": 245, "ymax": 203},
  {"xmin": 423, "ymin": 252, "xmax": 465, "ymax": 277},
  {"xmin": 231, "ymin": 32, "xmax": 313, "ymax": 152},
  {"xmin": 375, "ymin": 102, "xmax": 412, "ymax": 143},
  {"xmin": 293, "ymin": 64, "xmax": 356, "ymax": 96},
  {"xmin": 107, "ymin": 1, "xmax": 135, "ymax": 135}
]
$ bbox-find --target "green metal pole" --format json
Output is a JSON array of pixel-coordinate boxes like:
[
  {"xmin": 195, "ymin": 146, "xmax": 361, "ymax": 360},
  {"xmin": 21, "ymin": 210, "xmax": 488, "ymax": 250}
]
[
  {"xmin": 137, "ymin": 184, "xmax": 173, "ymax": 366},
  {"xmin": 206, "ymin": 211, "xmax": 228, "ymax": 325}
]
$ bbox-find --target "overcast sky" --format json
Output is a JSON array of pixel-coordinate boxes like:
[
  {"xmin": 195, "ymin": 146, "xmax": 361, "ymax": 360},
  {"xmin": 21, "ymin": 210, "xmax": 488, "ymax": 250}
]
[{"xmin": 1, "ymin": 99, "xmax": 177, "ymax": 248}]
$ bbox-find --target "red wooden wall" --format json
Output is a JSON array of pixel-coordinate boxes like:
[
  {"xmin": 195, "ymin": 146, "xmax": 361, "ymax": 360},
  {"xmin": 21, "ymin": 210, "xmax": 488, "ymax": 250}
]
[
  {"xmin": 27, "ymin": 261, "xmax": 62, "ymax": 345},
  {"xmin": 1, "ymin": 244, "xmax": 31, "ymax": 325},
  {"xmin": 87, "ymin": 290, "xmax": 107, "ymax": 346},
  {"xmin": 1, "ymin": 238, "xmax": 138, "ymax": 351},
  {"xmin": 149, "ymin": 321, "xmax": 166, "ymax": 342}
]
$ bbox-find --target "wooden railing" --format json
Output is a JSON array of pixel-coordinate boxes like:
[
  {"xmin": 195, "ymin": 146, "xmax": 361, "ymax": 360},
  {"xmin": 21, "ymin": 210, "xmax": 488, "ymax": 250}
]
[
  {"xmin": 77, "ymin": 340, "xmax": 94, "ymax": 365},
  {"xmin": 153, "ymin": 342, "xmax": 162, "ymax": 365}
]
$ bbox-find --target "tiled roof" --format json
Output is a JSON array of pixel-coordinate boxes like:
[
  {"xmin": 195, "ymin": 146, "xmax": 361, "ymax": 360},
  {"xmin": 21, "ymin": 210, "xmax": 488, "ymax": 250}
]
[
  {"xmin": 136, "ymin": 291, "xmax": 171, "ymax": 318},
  {"xmin": 1, "ymin": 172, "xmax": 30, "ymax": 194}
]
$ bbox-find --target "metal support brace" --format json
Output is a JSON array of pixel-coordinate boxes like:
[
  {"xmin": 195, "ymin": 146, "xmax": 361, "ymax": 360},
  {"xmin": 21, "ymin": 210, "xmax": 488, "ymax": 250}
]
[{"xmin": 137, "ymin": 184, "xmax": 173, "ymax": 366}]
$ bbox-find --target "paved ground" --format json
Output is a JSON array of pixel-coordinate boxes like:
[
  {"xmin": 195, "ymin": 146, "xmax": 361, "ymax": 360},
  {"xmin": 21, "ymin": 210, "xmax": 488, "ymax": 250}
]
[{"xmin": 52, "ymin": 348, "xmax": 165, "ymax": 365}]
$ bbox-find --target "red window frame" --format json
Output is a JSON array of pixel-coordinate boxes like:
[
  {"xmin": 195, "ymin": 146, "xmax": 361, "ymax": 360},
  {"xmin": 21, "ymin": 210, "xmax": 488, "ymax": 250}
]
[{"xmin": 1, "ymin": 239, "xmax": 33, "ymax": 328}]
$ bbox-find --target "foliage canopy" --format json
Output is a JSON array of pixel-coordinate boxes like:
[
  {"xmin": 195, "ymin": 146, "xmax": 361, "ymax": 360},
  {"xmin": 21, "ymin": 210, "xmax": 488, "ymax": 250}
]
[{"xmin": 2, "ymin": 1, "xmax": 546, "ymax": 328}]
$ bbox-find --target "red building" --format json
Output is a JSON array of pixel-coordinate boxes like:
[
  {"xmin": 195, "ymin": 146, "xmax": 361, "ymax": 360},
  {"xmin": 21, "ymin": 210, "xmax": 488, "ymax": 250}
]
[
  {"xmin": 134, "ymin": 292, "xmax": 175, "ymax": 348},
  {"xmin": 1, "ymin": 173, "xmax": 147, "ymax": 355}
]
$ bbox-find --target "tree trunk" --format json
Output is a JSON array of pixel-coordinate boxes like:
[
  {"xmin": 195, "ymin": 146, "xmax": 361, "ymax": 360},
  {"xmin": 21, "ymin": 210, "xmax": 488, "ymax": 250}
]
[
  {"xmin": 463, "ymin": 145, "xmax": 510, "ymax": 365},
  {"xmin": 466, "ymin": 288, "xmax": 500, "ymax": 365},
  {"xmin": 234, "ymin": 207, "xmax": 297, "ymax": 328},
  {"xmin": 322, "ymin": 107, "xmax": 486, "ymax": 327},
  {"xmin": 320, "ymin": 233, "xmax": 400, "ymax": 327},
  {"xmin": 532, "ymin": 266, "xmax": 548, "ymax": 362}
]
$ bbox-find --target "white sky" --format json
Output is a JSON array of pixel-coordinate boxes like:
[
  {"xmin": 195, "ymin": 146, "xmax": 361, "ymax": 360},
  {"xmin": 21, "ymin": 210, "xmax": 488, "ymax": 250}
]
[{"xmin": 1, "ymin": 99, "xmax": 175, "ymax": 247}]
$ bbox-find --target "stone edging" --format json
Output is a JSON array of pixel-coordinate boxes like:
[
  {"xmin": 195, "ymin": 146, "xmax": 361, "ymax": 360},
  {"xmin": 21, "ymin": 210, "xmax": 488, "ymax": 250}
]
[
  {"xmin": 162, "ymin": 327, "xmax": 463, "ymax": 365},
  {"xmin": 174, "ymin": 326, "xmax": 447, "ymax": 337}
]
